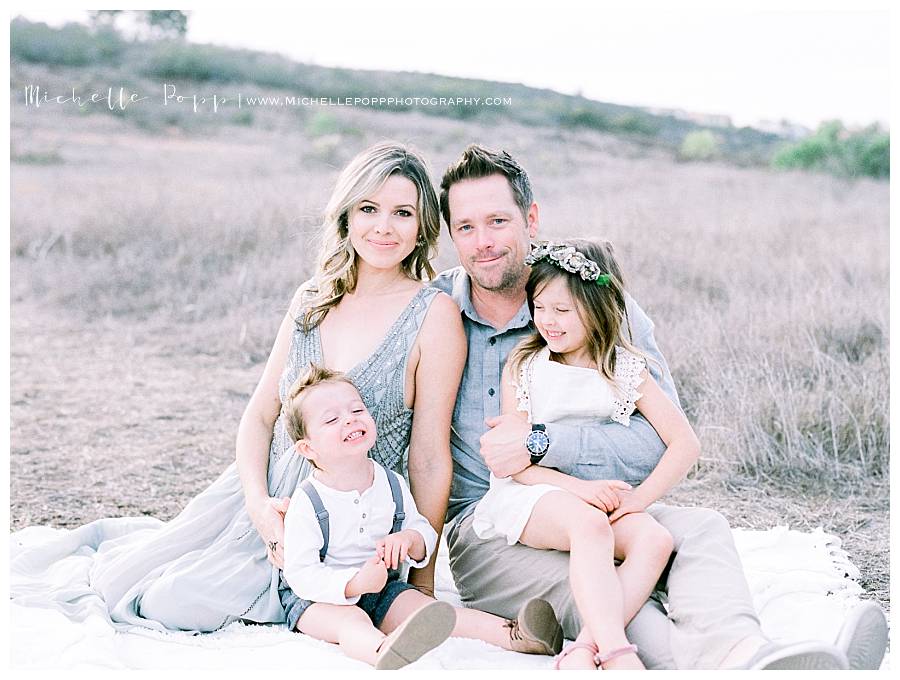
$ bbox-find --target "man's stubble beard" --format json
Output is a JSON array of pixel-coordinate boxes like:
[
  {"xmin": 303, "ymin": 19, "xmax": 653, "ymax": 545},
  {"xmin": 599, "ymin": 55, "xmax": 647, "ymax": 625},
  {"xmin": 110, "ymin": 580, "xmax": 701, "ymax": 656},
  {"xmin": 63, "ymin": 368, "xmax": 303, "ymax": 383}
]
[{"xmin": 470, "ymin": 260, "xmax": 529, "ymax": 295}]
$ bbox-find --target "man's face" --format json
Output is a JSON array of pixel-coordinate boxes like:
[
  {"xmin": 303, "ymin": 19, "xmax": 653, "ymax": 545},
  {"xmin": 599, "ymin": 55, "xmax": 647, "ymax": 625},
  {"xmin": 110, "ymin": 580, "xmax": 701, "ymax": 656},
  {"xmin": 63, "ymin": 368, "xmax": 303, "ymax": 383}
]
[{"xmin": 446, "ymin": 174, "xmax": 537, "ymax": 294}]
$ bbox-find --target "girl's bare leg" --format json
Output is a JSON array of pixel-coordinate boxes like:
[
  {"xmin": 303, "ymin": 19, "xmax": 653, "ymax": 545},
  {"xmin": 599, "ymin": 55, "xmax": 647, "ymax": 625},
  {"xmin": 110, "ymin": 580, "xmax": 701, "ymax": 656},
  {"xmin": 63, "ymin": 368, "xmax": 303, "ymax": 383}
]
[
  {"xmin": 557, "ymin": 628, "xmax": 599, "ymax": 670},
  {"xmin": 519, "ymin": 491, "xmax": 643, "ymax": 670},
  {"xmin": 380, "ymin": 587, "xmax": 527, "ymax": 651},
  {"xmin": 296, "ymin": 602, "xmax": 385, "ymax": 665},
  {"xmin": 612, "ymin": 512, "xmax": 674, "ymax": 623}
]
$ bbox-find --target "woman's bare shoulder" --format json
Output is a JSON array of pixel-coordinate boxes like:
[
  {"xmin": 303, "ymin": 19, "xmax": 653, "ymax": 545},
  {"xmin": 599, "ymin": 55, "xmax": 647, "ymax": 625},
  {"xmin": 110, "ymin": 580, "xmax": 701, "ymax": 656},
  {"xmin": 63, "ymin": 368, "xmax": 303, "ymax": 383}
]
[
  {"xmin": 287, "ymin": 279, "xmax": 317, "ymax": 318},
  {"xmin": 422, "ymin": 290, "xmax": 462, "ymax": 327}
]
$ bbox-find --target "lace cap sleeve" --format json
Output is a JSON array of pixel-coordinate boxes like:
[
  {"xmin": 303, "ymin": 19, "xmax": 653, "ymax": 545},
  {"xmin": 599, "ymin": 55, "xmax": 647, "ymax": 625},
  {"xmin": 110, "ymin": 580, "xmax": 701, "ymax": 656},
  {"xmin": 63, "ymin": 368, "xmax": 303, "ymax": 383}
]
[
  {"xmin": 512, "ymin": 353, "xmax": 537, "ymax": 424},
  {"xmin": 610, "ymin": 346, "xmax": 646, "ymax": 426}
]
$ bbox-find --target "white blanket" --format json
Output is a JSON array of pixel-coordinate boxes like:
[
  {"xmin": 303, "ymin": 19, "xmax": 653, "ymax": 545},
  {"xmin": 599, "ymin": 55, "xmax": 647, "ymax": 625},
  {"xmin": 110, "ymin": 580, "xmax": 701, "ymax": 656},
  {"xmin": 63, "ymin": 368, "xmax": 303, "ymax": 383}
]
[{"xmin": 9, "ymin": 525, "xmax": 887, "ymax": 670}]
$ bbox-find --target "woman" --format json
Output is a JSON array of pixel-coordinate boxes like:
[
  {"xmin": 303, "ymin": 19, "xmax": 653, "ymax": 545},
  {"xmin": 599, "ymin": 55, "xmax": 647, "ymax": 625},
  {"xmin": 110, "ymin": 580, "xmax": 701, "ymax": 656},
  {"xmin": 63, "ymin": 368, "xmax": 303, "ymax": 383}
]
[{"xmin": 13, "ymin": 143, "xmax": 462, "ymax": 633}]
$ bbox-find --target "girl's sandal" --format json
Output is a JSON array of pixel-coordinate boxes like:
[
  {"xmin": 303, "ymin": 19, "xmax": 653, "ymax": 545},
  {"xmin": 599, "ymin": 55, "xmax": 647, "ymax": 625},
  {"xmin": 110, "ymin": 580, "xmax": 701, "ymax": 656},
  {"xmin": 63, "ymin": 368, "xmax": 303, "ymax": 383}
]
[
  {"xmin": 554, "ymin": 642, "xmax": 600, "ymax": 670},
  {"xmin": 595, "ymin": 644, "xmax": 640, "ymax": 669}
]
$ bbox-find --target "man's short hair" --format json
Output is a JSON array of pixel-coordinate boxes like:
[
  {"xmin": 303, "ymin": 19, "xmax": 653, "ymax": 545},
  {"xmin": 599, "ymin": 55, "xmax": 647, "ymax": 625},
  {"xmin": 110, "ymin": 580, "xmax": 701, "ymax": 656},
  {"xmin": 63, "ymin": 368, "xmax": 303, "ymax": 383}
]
[{"xmin": 439, "ymin": 144, "xmax": 534, "ymax": 230}]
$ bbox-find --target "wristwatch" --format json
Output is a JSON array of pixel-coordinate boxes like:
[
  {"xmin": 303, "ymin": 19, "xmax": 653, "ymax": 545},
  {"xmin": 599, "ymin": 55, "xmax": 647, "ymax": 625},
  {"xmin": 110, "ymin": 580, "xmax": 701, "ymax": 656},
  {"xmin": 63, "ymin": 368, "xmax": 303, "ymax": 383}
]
[{"xmin": 525, "ymin": 423, "xmax": 550, "ymax": 465}]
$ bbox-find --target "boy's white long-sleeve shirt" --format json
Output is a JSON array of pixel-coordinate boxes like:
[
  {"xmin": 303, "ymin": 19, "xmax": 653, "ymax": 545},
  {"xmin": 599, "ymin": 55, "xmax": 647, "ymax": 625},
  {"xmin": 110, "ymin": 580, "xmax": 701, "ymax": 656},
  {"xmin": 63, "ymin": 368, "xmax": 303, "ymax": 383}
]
[{"xmin": 282, "ymin": 461, "xmax": 438, "ymax": 605}]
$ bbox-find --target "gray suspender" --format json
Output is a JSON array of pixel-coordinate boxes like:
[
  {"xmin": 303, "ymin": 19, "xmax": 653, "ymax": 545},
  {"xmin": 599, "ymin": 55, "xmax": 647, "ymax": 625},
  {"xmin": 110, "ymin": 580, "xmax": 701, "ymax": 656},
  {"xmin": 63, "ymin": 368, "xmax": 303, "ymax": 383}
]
[
  {"xmin": 298, "ymin": 479, "xmax": 330, "ymax": 563},
  {"xmin": 299, "ymin": 464, "xmax": 405, "ymax": 563}
]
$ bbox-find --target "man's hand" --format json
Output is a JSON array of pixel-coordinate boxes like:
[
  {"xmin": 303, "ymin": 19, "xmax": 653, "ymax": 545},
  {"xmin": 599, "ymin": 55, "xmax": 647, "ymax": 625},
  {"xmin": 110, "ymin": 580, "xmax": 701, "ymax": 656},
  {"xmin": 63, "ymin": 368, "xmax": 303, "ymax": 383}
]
[
  {"xmin": 481, "ymin": 414, "xmax": 532, "ymax": 478},
  {"xmin": 346, "ymin": 555, "xmax": 389, "ymax": 597},
  {"xmin": 570, "ymin": 479, "xmax": 632, "ymax": 513},
  {"xmin": 376, "ymin": 529, "xmax": 425, "ymax": 570},
  {"xmin": 248, "ymin": 496, "xmax": 290, "ymax": 569},
  {"xmin": 609, "ymin": 488, "xmax": 651, "ymax": 523}
]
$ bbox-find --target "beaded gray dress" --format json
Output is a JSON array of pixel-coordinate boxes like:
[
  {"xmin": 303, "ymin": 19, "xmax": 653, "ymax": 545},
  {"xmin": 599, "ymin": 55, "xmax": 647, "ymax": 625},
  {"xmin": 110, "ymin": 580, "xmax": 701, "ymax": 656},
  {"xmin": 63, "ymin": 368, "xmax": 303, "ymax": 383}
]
[{"xmin": 10, "ymin": 286, "xmax": 441, "ymax": 633}]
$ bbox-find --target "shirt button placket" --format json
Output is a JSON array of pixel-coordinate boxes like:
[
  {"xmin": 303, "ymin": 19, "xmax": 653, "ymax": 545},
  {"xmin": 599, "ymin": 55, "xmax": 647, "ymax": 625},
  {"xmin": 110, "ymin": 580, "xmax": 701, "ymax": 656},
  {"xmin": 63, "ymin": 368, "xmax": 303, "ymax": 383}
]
[{"xmin": 484, "ymin": 334, "xmax": 500, "ymax": 418}]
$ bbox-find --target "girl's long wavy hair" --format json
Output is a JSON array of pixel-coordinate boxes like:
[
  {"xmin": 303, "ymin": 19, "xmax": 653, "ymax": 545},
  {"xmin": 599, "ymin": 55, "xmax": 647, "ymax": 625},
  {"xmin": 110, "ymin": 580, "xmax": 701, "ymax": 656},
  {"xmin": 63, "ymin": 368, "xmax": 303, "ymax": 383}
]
[
  {"xmin": 507, "ymin": 238, "xmax": 650, "ymax": 393},
  {"xmin": 298, "ymin": 142, "xmax": 440, "ymax": 331}
]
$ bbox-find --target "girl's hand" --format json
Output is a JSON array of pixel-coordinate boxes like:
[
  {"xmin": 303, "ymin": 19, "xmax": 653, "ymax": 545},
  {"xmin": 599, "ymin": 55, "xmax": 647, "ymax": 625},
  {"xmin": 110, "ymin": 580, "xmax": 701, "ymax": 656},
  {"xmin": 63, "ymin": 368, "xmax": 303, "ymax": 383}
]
[
  {"xmin": 570, "ymin": 479, "xmax": 632, "ymax": 513},
  {"xmin": 376, "ymin": 530, "xmax": 425, "ymax": 569},
  {"xmin": 609, "ymin": 489, "xmax": 650, "ymax": 522},
  {"xmin": 247, "ymin": 496, "xmax": 290, "ymax": 568}
]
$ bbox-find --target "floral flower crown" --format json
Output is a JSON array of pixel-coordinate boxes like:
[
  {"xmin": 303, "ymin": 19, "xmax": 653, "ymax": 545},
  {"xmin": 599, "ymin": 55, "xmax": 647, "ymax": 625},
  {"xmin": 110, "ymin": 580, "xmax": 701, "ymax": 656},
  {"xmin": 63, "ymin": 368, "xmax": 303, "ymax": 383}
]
[{"xmin": 524, "ymin": 240, "xmax": 611, "ymax": 286}]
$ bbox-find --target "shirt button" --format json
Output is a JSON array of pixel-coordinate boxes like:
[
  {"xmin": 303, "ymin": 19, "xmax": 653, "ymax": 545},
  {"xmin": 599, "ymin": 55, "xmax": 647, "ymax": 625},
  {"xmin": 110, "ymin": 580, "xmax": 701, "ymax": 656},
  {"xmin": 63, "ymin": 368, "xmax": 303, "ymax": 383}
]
[
  {"xmin": 488, "ymin": 388, "xmax": 495, "ymax": 396},
  {"xmin": 490, "ymin": 337, "xmax": 496, "ymax": 345},
  {"xmin": 354, "ymin": 499, "xmax": 359, "ymax": 504},
  {"xmin": 362, "ymin": 513, "xmax": 367, "ymax": 518},
  {"xmin": 359, "ymin": 528, "xmax": 364, "ymax": 533}
]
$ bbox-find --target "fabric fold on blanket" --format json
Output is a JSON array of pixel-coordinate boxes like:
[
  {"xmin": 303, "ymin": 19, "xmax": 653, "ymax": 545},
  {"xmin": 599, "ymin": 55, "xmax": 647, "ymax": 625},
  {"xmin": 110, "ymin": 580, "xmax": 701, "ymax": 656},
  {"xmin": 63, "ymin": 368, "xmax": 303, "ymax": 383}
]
[{"xmin": 10, "ymin": 524, "xmax": 885, "ymax": 670}]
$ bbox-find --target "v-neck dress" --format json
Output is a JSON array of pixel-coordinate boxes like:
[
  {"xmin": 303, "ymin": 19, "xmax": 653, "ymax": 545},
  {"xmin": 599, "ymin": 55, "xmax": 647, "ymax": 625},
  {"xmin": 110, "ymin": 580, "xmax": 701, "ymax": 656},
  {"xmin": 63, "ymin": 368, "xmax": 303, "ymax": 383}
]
[{"xmin": 10, "ymin": 285, "xmax": 440, "ymax": 633}]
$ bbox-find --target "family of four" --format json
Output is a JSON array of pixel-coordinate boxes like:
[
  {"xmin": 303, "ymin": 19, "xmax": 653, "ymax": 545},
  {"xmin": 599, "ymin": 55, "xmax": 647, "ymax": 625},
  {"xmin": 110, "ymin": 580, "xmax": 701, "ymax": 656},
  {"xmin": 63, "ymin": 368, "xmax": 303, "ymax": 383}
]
[{"xmin": 13, "ymin": 142, "xmax": 887, "ymax": 670}]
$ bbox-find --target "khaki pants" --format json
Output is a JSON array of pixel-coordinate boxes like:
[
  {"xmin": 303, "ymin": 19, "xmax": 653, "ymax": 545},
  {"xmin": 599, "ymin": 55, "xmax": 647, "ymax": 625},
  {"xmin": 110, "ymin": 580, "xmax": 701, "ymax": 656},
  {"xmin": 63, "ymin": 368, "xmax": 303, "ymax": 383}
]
[{"xmin": 447, "ymin": 503, "xmax": 761, "ymax": 669}]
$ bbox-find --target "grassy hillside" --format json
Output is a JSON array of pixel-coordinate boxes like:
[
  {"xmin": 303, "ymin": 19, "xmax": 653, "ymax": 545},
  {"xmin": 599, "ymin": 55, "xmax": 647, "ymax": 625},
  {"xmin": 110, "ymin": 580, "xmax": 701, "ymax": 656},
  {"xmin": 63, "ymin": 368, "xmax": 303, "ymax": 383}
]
[{"xmin": 11, "ymin": 17, "xmax": 785, "ymax": 164}]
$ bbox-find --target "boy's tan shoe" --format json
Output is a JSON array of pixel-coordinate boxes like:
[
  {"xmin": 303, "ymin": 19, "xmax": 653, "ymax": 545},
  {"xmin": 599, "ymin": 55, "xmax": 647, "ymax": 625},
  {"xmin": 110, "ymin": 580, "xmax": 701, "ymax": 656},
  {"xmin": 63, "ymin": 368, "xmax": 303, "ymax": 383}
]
[{"xmin": 374, "ymin": 600, "xmax": 456, "ymax": 670}]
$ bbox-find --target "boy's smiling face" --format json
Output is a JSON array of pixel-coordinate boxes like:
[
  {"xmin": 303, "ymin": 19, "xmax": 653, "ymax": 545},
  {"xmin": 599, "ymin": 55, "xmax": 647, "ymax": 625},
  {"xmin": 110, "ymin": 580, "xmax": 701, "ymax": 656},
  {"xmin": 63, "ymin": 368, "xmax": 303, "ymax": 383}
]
[{"xmin": 295, "ymin": 381, "xmax": 376, "ymax": 467}]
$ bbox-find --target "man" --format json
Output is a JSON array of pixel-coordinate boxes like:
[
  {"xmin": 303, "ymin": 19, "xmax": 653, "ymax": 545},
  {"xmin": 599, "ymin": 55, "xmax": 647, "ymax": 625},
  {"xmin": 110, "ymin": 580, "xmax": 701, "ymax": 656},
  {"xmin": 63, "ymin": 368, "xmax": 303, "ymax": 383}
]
[{"xmin": 430, "ymin": 144, "xmax": 888, "ymax": 669}]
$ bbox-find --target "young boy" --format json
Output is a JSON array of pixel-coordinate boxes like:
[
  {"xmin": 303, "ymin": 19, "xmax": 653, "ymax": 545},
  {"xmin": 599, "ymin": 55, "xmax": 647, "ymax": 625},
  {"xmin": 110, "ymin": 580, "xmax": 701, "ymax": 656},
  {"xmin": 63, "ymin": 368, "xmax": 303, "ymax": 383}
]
[{"xmin": 280, "ymin": 364, "xmax": 563, "ymax": 669}]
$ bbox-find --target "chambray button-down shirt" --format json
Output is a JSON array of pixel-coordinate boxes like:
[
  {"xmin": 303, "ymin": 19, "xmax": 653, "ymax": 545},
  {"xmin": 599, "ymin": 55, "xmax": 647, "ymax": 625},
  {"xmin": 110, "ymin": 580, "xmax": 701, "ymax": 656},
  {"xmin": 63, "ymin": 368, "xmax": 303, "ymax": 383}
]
[
  {"xmin": 431, "ymin": 268, "xmax": 534, "ymax": 524},
  {"xmin": 431, "ymin": 266, "xmax": 680, "ymax": 529}
]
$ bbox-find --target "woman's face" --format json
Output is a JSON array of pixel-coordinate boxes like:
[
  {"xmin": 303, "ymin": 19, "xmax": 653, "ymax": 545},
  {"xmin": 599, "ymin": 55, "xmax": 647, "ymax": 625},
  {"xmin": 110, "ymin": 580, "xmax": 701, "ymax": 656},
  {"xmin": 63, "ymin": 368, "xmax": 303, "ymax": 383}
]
[{"xmin": 348, "ymin": 174, "xmax": 420, "ymax": 272}]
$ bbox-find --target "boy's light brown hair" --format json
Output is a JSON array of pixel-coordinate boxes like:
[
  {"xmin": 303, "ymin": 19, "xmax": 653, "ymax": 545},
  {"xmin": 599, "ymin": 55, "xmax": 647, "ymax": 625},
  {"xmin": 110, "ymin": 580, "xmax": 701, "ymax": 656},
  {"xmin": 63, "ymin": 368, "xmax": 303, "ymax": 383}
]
[{"xmin": 282, "ymin": 363, "xmax": 357, "ymax": 446}]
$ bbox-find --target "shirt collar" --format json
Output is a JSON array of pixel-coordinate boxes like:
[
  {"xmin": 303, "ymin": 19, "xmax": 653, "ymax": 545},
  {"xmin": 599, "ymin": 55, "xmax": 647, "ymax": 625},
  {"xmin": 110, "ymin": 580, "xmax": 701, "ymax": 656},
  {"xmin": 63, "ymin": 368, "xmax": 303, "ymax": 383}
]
[{"xmin": 449, "ymin": 268, "xmax": 532, "ymax": 333}]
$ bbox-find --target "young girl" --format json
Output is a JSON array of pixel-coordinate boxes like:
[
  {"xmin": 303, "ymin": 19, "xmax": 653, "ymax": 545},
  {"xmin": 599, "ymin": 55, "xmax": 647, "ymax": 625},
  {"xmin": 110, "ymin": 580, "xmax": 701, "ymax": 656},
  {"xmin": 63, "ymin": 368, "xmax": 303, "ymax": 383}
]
[
  {"xmin": 472, "ymin": 238, "xmax": 701, "ymax": 671},
  {"xmin": 281, "ymin": 364, "xmax": 564, "ymax": 669}
]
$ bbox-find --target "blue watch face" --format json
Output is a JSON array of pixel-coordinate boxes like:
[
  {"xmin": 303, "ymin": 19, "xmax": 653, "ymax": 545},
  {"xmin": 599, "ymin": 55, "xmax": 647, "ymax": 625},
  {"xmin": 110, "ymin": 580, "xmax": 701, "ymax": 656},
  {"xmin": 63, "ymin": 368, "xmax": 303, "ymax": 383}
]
[{"xmin": 526, "ymin": 430, "xmax": 550, "ymax": 454}]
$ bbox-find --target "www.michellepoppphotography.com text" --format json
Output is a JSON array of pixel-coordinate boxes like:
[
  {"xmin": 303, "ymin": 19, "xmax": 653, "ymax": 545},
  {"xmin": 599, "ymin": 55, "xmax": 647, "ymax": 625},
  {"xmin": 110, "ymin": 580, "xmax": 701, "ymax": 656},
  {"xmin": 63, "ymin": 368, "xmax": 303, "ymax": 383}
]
[{"xmin": 22, "ymin": 84, "xmax": 512, "ymax": 113}]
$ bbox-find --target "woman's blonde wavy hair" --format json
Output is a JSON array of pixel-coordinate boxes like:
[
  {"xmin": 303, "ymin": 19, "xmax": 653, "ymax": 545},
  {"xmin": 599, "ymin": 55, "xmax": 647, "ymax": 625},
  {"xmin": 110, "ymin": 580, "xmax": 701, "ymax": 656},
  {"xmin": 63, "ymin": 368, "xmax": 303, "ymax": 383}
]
[{"xmin": 297, "ymin": 142, "xmax": 440, "ymax": 331}]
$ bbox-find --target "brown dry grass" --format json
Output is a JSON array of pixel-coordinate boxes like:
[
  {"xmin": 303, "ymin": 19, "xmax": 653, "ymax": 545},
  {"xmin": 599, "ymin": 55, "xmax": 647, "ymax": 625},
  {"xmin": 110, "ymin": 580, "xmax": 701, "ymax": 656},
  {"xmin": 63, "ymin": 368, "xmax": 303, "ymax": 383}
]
[{"xmin": 9, "ymin": 63, "xmax": 889, "ymax": 613}]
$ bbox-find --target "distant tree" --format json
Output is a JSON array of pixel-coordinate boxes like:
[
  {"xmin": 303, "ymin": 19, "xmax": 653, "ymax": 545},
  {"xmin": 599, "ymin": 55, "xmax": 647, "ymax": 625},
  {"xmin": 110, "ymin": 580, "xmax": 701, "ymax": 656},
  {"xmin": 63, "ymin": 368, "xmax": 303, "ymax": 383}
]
[
  {"xmin": 145, "ymin": 11, "xmax": 189, "ymax": 39},
  {"xmin": 87, "ymin": 10, "xmax": 189, "ymax": 40},
  {"xmin": 89, "ymin": 10, "xmax": 123, "ymax": 28}
]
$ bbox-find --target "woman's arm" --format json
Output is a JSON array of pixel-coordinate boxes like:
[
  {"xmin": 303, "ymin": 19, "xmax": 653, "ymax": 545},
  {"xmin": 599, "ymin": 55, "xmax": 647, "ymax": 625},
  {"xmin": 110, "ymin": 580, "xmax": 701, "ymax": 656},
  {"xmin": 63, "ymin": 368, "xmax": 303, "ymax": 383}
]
[
  {"xmin": 405, "ymin": 292, "xmax": 466, "ymax": 595},
  {"xmin": 235, "ymin": 284, "xmax": 308, "ymax": 568},
  {"xmin": 609, "ymin": 370, "xmax": 700, "ymax": 521}
]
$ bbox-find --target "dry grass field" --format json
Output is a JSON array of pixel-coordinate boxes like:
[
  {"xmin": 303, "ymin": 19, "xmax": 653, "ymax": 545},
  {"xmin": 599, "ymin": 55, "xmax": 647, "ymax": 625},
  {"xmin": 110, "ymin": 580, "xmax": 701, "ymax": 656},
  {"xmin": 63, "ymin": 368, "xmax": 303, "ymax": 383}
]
[{"xmin": 10, "ymin": 62, "xmax": 889, "ymax": 612}]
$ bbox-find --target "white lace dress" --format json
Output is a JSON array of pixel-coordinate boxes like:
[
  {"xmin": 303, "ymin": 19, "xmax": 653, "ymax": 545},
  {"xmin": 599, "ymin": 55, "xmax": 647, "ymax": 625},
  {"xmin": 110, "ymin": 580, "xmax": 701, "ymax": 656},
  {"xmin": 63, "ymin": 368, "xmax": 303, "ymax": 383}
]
[{"xmin": 472, "ymin": 346, "xmax": 646, "ymax": 545}]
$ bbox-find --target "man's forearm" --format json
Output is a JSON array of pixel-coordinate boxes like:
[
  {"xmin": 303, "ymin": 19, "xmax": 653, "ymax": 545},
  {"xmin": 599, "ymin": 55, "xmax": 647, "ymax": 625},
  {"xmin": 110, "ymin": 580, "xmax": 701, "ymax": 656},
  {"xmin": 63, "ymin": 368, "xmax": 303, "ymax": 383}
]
[{"xmin": 542, "ymin": 414, "xmax": 666, "ymax": 484}]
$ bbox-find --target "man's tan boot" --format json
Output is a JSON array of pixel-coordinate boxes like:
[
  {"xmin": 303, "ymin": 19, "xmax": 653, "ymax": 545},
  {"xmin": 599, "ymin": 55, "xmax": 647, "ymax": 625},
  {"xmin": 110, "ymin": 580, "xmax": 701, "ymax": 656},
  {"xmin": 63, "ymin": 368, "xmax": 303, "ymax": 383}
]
[{"xmin": 506, "ymin": 598, "xmax": 564, "ymax": 655}]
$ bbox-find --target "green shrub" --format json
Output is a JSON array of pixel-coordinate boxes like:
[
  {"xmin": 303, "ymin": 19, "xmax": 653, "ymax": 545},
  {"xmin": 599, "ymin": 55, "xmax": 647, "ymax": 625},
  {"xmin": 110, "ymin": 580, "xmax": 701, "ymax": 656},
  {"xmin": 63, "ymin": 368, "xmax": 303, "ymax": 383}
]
[
  {"xmin": 773, "ymin": 121, "xmax": 889, "ymax": 179},
  {"xmin": 679, "ymin": 130, "xmax": 721, "ymax": 161},
  {"xmin": 612, "ymin": 113, "xmax": 659, "ymax": 136},
  {"xmin": 559, "ymin": 106, "xmax": 612, "ymax": 131},
  {"xmin": 141, "ymin": 41, "xmax": 251, "ymax": 82}
]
